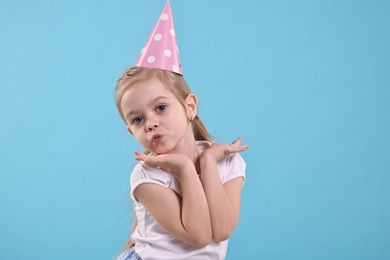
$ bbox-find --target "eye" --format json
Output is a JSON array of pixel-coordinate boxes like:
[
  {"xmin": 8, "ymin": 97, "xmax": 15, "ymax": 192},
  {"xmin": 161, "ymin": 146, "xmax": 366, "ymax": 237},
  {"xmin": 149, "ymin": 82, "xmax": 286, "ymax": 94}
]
[
  {"xmin": 156, "ymin": 104, "xmax": 166, "ymax": 112},
  {"xmin": 132, "ymin": 116, "xmax": 143, "ymax": 125}
]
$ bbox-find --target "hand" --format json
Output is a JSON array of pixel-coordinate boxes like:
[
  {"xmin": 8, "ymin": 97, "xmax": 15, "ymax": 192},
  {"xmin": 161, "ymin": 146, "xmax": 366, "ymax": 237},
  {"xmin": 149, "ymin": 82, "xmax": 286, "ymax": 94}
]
[
  {"xmin": 201, "ymin": 136, "xmax": 248, "ymax": 163},
  {"xmin": 134, "ymin": 151, "xmax": 194, "ymax": 176}
]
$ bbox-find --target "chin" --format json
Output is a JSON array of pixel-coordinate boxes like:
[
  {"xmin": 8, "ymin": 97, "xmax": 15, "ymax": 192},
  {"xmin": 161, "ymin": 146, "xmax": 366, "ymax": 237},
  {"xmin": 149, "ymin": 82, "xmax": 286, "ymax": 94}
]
[
  {"xmin": 147, "ymin": 146, "xmax": 167, "ymax": 155},
  {"xmin": 152, "ymin": 144, "xmax": 176, "ymax": 155}
]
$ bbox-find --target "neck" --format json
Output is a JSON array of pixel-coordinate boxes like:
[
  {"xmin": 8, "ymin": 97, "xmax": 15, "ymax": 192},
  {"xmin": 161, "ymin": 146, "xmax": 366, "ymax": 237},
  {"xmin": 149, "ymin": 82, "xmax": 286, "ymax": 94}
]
[
  {"xmin": 175, "ymin": 138, "xmax": 201, "ymax": 163},
  {"xmin": 184, "ymin": 140, "xmax": 203, "ymax": 175},
  {"xmin": 165, "ymin": 125, "xmax": 203, "ymax": 172},
  {"xmin": 168, "ymin": 135, "xmax": 202, "ymax": 173}
]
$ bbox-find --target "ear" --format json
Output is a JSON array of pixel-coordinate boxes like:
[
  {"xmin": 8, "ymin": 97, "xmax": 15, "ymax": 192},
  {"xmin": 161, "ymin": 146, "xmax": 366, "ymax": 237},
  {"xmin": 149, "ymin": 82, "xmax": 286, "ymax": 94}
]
[
  {"xmin": 126, "ymin": 125, "xmax": 133, "ymax": 136},
  {"xmin": 185, "ymin": 93, "xmax": 198, "ymax": 120}
]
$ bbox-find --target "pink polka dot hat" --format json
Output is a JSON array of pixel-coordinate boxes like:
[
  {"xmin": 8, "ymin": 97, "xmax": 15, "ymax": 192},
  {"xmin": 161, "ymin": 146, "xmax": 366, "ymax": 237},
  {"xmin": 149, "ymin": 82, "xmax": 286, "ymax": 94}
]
[{"xmin": 134, "ymin": 0, "xmax": 182, "ymax": 75}]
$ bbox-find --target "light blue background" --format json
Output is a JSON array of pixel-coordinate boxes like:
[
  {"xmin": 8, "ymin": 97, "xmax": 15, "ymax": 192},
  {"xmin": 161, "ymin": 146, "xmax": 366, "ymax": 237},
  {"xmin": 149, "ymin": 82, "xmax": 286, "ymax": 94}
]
[{"xmin": 1, "ymin": 0, "xmax": 389, "ymax": 259}]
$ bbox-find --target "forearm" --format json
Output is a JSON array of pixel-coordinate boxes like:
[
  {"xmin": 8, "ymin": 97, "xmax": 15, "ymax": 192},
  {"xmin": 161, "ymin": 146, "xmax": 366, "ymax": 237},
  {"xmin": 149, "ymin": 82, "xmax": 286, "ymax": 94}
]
[
  {"xmin": 200, "ymin": 156, "xmax": 238, "ymax": 241},
  {"xmin": 178, "ymin": 164, "xmax": 212, "ymax": 246}
]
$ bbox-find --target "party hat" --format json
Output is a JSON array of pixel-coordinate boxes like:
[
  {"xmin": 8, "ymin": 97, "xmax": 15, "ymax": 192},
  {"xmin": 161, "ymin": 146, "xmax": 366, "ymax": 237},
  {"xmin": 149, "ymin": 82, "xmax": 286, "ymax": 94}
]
[{"xmin": 134, "ymin": 0, "xmax": 182, "ymax": 75}]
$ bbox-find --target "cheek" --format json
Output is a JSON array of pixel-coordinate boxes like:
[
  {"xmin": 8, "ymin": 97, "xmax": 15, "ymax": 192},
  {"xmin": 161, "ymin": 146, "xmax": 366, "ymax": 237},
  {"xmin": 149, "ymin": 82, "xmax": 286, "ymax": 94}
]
[
  {"xmin": 174, "ymin": 115, "xmax": 190, "ymax": 132},
  {"xmin": 130, "ymin": 129, "xmax": 143, "ymax": 140},
  {"xmin": 132, "ymin": 130, "xmax": 143, "ymax": 139}
]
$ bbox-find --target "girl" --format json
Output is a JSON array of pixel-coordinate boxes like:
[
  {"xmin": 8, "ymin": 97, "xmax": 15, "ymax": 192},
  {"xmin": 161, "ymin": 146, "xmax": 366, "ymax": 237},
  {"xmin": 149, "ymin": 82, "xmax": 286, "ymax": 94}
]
[{"xmin": 114, "ymin": 67, "xmax": 248, "ymax": 260}]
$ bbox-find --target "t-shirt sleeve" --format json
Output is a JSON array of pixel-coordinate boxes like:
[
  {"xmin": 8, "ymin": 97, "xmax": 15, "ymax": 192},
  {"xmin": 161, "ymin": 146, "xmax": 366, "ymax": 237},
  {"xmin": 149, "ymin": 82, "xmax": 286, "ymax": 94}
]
[
  {"xmin": 218, "ymin": 153, "xmax": 246, "ymax": 185},
  {"xmin": 130, "ymin": 162, "xmax": 177, "ymax": 201}
]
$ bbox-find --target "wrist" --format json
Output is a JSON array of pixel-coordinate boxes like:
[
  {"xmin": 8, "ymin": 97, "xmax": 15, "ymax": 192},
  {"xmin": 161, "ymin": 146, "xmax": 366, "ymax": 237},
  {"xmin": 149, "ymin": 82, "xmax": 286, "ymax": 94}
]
[
  {"xmin": 200, "ymin": 152, "xmax": 217, "ymax": 164},
  {"xmin": 176, "ymin": 157, "xmax": 197, "ymax": 178},
  {"xmin": 200, "ymin": 154, "xmax": 218, "ymax": 170}
]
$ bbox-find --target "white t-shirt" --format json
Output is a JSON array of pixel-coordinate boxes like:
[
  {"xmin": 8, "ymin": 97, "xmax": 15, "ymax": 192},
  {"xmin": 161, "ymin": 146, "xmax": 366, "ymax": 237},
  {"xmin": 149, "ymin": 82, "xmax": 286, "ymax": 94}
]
[{"xmin": 130, "ymin": 141, "xmax": 246, "ymax": 260}]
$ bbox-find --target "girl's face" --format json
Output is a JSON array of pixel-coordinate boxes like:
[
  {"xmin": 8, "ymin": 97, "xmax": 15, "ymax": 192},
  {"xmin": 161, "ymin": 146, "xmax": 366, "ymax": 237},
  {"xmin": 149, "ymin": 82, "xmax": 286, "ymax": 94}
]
[{"xmin": 121, "ymin": 77, "xmax": 197, "ymax": 155}]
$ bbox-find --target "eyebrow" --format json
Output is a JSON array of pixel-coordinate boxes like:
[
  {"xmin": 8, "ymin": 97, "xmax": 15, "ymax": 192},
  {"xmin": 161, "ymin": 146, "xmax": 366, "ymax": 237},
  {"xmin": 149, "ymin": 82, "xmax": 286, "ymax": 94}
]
[{"xmin": 125, "ymin": 96, "xmax": 168, "ymax": 120}]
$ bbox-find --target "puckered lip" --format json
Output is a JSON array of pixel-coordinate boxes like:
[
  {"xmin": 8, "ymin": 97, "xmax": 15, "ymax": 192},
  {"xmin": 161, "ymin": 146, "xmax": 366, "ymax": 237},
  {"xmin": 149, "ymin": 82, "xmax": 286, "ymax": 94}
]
[{"xmin": 151, "ymin": 134, "xmax": 163, "ymax": 143}]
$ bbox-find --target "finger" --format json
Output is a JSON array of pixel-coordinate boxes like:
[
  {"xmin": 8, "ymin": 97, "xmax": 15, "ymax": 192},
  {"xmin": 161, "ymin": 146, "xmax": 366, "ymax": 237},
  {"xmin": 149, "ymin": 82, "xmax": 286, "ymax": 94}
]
[
  {"xmin": 232, "ymin": 136, "xmax": 243, "ymax": 147},
  {"xmin": 235, "ymin": 144, "xmax": 248, "ymax": 151},
  {"xmin": 135, "ymin": 154, "xmax": 147, "ymax": 161},
  {"xmin": 134, "ymin": 150, "xmax": 146, "ymax": 156},
  {"xmin": 236, "ymin": 144, "xmax": 248, "ymax": 152},
  {"xmin": 134, "ymin": 151, "xmax": 149, "ymax": 161},
  {"xmin": 225, "ymin": 144, "xmax": 248, "ymax": 155},
  {"xmin": 139, "ymin": 156, "xmax": 159, "ymax": 168},
  {"xmin": 136, "ymin": 155, "xmax": 155, "ymax": 165}
]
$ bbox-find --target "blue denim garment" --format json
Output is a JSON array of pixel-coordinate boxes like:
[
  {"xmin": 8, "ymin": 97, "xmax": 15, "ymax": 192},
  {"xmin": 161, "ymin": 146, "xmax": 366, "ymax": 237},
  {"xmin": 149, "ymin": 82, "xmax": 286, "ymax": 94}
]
[{"xmin": 116, "ymin": 248, "xmax": 142, "ymax": 260}]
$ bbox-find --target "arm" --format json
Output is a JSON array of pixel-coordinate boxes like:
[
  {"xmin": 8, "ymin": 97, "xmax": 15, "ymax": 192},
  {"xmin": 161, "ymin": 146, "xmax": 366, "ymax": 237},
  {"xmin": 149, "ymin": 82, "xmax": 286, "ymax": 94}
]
[
  {"xmin": 200, "ymin": 137, "xmax": 248, "ymax": 242},
  {"xmin": 134, "ymin": 152, "xmax": 212, "ymax": 247}
]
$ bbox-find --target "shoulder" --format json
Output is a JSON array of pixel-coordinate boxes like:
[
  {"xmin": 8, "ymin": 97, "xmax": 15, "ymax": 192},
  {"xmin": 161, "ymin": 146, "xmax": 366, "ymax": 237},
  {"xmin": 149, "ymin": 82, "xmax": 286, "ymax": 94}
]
[
  {"xmin": 219, "ymin": 152, "xmax": 246, "ymax": 173},
  {"xmin": 130, "ymin": 161, "xmax": 176, "ymax": 200},
  {"xmin": 131, "ymin": 161, "xmax": 173, "ymax": 185},
  {"xmin": 217, "ymin": 153, "xmax": 246, "ymax": 184}
]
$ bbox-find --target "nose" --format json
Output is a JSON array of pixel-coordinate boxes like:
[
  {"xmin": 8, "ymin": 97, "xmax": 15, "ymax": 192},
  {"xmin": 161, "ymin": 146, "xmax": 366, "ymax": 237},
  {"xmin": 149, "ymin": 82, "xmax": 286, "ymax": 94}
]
[{"xmin": 146, "ymin": 117, "xmax": 160, "ymax": 131}]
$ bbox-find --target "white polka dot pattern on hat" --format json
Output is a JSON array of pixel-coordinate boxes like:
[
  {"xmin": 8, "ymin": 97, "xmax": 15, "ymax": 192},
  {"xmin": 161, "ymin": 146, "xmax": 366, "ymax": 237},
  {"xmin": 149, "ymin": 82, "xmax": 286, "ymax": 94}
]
[
  {"xmin": 172, "ymin": 65, "xmax": 179, "ymax": 73},
  {"xmin": 160, "ymin": 13, "xmax": 168, "ymax": 20},
  {"xmin": 164, "ymin": 49, "xmax": 172, "ymax": 57},
  {"xmin": 154, "ymin": 33, "xmax": 162, "ymax": 41},
  {"xmin": 170, "ymin": 28, "xmax": 175, "ymax": 37},
  {"xmin": 147, "ymin": 56, "xmax": 156, "ymax": 63}
]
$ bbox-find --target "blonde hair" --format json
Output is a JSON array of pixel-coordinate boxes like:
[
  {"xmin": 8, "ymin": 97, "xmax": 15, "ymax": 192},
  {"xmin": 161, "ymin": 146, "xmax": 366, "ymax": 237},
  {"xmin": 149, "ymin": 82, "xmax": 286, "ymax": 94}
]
[{"xmin": 114, "ymin": 67, "xmax": 213, "ymax": 252}]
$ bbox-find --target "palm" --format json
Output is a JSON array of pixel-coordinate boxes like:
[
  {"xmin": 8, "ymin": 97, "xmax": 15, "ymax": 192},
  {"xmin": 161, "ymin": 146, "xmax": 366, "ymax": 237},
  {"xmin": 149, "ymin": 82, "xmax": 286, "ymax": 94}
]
[
  {"xmin": 135, "ymin": 151, "xmax": 192, "ymax": 175},
  {"xmin": 202, "ymin": 136, "xmax": 248, "ymax": 162}
]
